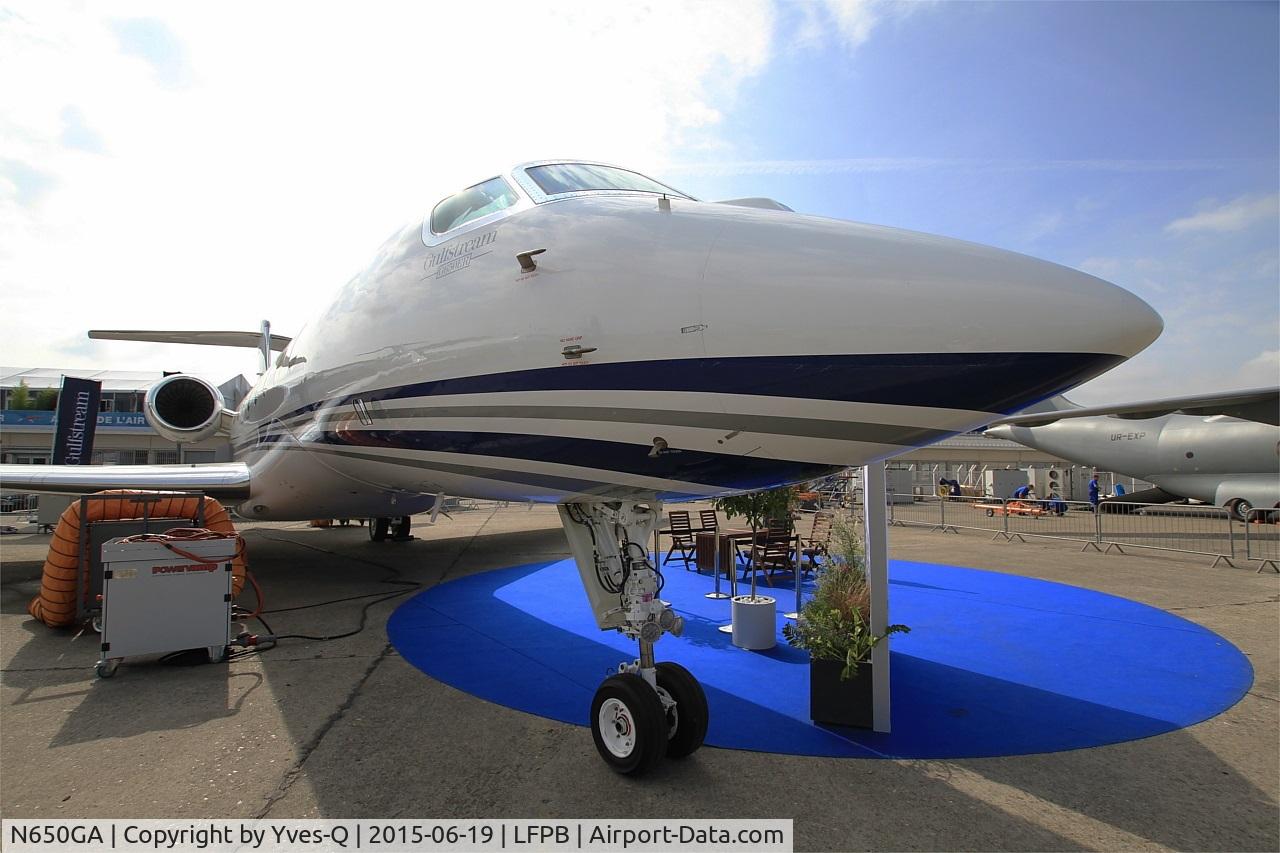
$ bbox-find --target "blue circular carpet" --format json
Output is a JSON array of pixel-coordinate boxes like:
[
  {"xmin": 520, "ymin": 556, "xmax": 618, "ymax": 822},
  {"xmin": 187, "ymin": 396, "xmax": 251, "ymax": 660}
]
[{"xmin": 387, "ymin": 558, "xmax": 1252, "ymax": 759}]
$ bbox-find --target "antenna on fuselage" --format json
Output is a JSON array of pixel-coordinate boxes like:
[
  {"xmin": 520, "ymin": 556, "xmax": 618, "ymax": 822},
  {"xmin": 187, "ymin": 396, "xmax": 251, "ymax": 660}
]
[{"xmin": 258, "ymin": 320, "xmax": 272, "ymax": 375}]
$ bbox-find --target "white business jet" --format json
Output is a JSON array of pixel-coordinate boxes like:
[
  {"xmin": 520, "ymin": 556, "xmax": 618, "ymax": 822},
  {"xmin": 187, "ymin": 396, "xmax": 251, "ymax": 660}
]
[{"xmin": 0, "ymin": 160, "xmax": 1162, "ymax": 773}]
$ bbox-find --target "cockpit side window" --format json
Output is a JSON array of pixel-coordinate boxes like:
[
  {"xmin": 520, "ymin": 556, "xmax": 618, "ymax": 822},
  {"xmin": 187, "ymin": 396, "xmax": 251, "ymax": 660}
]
[
  {"xmin": 431, "ymin": 177, "xmax": 518, "ymax": 234},
  {"xmin": 525, "ymin": 163, "xmax": 691, "ymax": 199}
]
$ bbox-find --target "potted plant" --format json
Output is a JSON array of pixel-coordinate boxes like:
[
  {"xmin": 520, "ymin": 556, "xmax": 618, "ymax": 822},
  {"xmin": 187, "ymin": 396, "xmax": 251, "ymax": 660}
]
[
  {"xmin": 782, "ymin": 515, "xmax": 909, "ymax": 727},
  {"xmin": 713, "ymin": 486, "xmax": 796, "ymax": 650}
]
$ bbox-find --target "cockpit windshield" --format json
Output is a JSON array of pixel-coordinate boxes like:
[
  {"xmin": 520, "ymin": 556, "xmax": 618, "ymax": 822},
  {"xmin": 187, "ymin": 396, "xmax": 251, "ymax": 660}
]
[
  {"xmin": 431, "ymin": 177, "xmax": 519, "ymax": 234},
  {"xmin": 525, "ymin": 163, "xmax": 691, "ymax": 199}
]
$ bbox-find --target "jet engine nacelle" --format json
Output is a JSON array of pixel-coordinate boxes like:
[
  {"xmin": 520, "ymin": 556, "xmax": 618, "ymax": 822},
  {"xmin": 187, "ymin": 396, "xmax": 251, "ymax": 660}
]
[{"xmin": 143, "ymin": 374, "xmax": 233, "ymax": 444}]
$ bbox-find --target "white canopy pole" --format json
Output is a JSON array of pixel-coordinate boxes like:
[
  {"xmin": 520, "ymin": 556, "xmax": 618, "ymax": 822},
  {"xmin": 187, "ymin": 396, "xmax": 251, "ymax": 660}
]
[{"xmin": 863, "ymin": 462, "xmax": 891, "ymax": 733}]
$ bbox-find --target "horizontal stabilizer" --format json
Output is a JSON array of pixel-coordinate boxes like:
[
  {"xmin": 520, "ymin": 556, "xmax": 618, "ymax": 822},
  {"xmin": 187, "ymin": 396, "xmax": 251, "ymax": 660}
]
[
  {"xmin": 89, "ymin": 330, "xmax": 291, "ymax": 351},
  {"xmin": 989, "ymin": 386, "xmax": 1278, "ymax": 428},
  {"xmin": 0, "ymin": 463, "xmax": 252, "ymax": 500}
]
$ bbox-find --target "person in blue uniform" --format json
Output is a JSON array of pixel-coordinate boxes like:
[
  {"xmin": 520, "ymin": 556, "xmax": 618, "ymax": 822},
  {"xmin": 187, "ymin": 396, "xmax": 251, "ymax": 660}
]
[
  {"xmin": 1011, "ymin": 484, "xmax": 1034, "ymax": 500},
  {"xmin": 1089, "ymin": 473, "xmax": 1100, "ymax": 507}
]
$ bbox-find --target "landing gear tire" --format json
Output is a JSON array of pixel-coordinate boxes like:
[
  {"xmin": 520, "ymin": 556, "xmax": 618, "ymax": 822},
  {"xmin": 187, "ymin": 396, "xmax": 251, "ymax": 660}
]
[
  {"xmin": 1229, "ymin": 499, "xmax": 1254, "ymax": 522},
  {"xmin": 369, "ymin": 517, "xmax": 390, "ymax": 542},
  {"xmin": 590, "ymin": 673, "xmax": 667, "ymax": 775},
  {"xmin": 655, "ymin": 661, "xmax": 708, "ymax": 758},
  {"xmin": 391, "ymin": 515, "xmax": 413, "ymax": 540}
]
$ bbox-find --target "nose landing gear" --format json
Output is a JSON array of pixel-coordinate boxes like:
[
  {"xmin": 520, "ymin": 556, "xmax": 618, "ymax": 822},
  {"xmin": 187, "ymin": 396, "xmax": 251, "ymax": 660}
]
[{"xmin": 561, "ymin": 501, "xmax": 709, "ymax": 775}]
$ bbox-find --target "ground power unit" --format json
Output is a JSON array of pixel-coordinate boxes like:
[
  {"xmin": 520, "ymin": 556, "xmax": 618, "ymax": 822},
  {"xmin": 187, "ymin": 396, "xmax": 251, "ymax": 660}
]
[
  {"xmin": 886, "ymin": 468, "xmax": 915, "ymax": 503},
  {"xmin": 1025, "ymin": 467, "xmax": 1066, "ymax": 499},
  {"xmin": 983, "ymin": 469, "xmax": 1029, "ymax": 499},
  {"xmin": 96, "ymin": 537, "xmax": 237, "ymax": 678}
]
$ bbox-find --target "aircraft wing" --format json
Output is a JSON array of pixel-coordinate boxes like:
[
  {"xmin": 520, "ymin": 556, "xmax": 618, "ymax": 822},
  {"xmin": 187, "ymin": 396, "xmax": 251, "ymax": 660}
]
[
  {"xmin": 0, "ymin": 463, "xmax": 252, "ymax": 500},
  {"xmin": 88, "ymin": 330, "xmax": 292, "ymax": 351},
  {"xmin": 988, "ymin": 386, "xmax": 1279, "ymax": 428}
]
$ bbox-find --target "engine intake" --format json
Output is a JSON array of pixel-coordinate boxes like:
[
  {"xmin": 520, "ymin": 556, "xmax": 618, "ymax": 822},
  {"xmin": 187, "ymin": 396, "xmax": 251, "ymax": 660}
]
[{"xmin": 144, "ymin": 375, "xmax": 231, "ymax": 444}]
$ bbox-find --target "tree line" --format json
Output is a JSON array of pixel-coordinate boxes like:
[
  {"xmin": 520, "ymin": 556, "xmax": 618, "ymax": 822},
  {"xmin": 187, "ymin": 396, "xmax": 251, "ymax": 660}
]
[{"xmin": 5, "ymin": 381, "xmax": 59, "ymax": 411}]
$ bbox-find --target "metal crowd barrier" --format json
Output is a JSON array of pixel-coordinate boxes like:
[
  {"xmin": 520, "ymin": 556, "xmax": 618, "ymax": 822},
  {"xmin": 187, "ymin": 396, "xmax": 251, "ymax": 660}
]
[
  {"xmin": 887, "ymin": 494, "xmax": 946, "ymax": 529},
  {"xmin": 1096, "ymin": 502, "xmax": 1238, "ymax": 566},
  {"xmin": 884, "ymin": 494, "xmax": 1273, "ymax": 569},
  {"xmin": 993, "ymin": 498, "xmax": 1099, "ymax": 547},
  {"xmin": 0, "ymin": 493, "xmax": 39, "ymax": 514},
  {"xmin": 1243, "ymin": 509, "xmax": 1280, "ymax": 573}
]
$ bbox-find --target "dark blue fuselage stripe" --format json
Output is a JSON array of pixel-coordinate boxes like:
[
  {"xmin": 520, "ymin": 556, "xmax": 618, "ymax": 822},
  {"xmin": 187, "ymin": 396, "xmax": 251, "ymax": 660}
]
[
  {"xmin": 269, "ymin": 352, "xmax": 1122, "ymax": 424},
  {"xmin": 309, "ymin": 429, "xmax": 841, "ymax": 492}
]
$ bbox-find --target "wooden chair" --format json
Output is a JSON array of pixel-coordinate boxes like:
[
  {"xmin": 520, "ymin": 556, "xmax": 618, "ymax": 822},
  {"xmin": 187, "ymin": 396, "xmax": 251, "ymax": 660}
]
[
  {"xmin": 799, "ymin": 512, "xmax": 833, "ymax": 576},
  {"xmin": 734, "ymin": 517, "xmax": 793, "ymax": 567},
  {"xmin": 741, "ymin": 531, "xmax": 796, "ymax": 587},
  {"xmin": 697, "ymin": 509, "xmax": 718, "ymax": 533},
  {"xmin": 662, "ymin": 510, "xmax": 696, "ymax": 568}
]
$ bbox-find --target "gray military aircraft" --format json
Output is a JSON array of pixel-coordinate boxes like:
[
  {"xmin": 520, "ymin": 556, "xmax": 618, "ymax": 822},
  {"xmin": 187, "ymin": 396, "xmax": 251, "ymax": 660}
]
[{"xmin": 986, "ymin": 387, "xmax": 1279, "ymax": 519}]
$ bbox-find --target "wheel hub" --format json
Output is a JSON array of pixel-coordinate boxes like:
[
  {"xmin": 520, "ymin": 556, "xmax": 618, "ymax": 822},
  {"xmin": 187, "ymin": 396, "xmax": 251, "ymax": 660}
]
[{"xmin": 598, "ymin": 698, "xmax": 636, "ymax": 758}]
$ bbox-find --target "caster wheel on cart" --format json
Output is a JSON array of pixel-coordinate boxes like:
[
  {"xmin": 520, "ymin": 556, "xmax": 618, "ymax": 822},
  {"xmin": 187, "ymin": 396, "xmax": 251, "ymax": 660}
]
[
  {"xmin": 368, "ymin": 517, "xmax": 390, "ymax": 542},
  {"xmin": 91, "ymin": 616, "xmax": 102, "ymax": 634},
  {"xmin": 655, "ymin": 661, "xmax": 708, "ymax": 758},
  {"xmin": 985, "ymin": 508, "xmax": 994, "ymax": 517},
  {"xmin": 95, "ymin": 660, "xmax": 119, "ymax": 679},
  {"xmin": 590, "ymin": 673, "xmax": 667, "ymax": 775},
  {"xmin": 208, "ymin": 646, "xmax": 227, "ymax": 664}
]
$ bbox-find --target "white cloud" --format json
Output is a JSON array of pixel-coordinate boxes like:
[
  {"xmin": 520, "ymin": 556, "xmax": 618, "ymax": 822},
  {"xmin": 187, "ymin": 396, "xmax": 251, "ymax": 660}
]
[
  {"xmin": 818, "ymin": 0, "xmax": 881, "ymax": 50},
  {"xmin": 1023, "ymin": 211, "xmax": 1063, "ymax": 242},
  {"xmin": 1069, "ymin": 251, "xmax": 1278, "ymax": 404},
  {"xmin": 792, "ymin": 0, "xmax": 927, "ymax": 53},
  {"xmin": 1165, "ymin": 193, "xmax": 1280, "ymax": 234},
  {"xmin": 1237, "ymin": 349, "xmax": 1279, "ymax": 388},
  {"xmin": 0, "ymin": 1, "xmax": 775, "ymax": 380}
]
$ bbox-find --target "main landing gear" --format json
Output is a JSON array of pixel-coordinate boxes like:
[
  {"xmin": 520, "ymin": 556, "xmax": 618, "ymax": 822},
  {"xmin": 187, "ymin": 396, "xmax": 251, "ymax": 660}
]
[
  {"xmin": 560, "ymin": 501, "xmax": 708, "ymax": 775},
  {"xmin": 368, "ymin": 515, "xmax": 413, "ymax": 542}
]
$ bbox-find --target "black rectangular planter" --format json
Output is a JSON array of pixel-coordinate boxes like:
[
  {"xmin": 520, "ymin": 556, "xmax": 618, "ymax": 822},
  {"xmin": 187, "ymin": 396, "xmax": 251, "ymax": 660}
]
[{"xmin": 809, "ymin": 658, "xmax": 874, "ymax": 728}]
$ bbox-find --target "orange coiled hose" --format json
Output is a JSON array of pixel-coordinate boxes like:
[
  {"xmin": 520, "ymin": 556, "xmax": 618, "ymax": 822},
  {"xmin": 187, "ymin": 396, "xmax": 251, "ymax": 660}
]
[{"xmin": 28, "ymin": 491, "xmax": 247, "ymax": 627}]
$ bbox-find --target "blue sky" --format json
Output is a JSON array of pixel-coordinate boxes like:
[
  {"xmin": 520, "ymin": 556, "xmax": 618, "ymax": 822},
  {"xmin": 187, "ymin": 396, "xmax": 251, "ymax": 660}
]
[
  {"xmin": 1, "ymin": 1, "xmax": 1276, "ymax": 403},
  {"xmin": 669, "ymin": 1, "xmax": 1279, "ymax": 402}
]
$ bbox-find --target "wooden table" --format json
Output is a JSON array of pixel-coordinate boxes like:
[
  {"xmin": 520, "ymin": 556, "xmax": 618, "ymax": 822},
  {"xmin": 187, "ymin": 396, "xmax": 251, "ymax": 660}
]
[{"xmin": 694, "ymin": 528, "xmax": 757, "ymax": 577}]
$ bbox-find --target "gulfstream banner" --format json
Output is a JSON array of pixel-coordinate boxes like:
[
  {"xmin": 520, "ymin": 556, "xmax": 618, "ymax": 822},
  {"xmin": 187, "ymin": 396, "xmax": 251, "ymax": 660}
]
[{"xmin": 51, "ymin": 376, "xmax": 102, "ymax": 465}]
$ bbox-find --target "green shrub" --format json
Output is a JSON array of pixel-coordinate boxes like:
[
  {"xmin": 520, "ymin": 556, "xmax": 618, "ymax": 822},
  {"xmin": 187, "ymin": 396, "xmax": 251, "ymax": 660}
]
[{"xmin": 782, "ymin": 515, "xmax": 909, "ymax": 679}]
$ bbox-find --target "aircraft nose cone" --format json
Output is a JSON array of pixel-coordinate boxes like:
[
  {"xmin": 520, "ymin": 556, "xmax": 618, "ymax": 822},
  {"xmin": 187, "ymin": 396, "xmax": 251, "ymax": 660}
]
[
  {"xmin": 1058, "ymin": 270, "xmax": 1163, "ymax": 359},
  {"xmin": 986, "ymin": 424, "xmax": 1014, "ymax": 441},
  {"xmin": 700, "ymin": 209, "xmax": 1164, "ymax": 415}
]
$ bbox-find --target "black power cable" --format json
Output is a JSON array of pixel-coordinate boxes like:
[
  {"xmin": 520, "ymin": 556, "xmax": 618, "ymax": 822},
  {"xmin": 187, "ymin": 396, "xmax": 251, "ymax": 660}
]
[{"xmin": 235, "ymin": 532, "xmax": 423, "ymax": 645}]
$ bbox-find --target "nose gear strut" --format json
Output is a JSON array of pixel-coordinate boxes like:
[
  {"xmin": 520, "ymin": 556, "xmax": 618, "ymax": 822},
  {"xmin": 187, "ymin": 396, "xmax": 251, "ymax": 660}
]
[{"xmin": 559, "ymin": 501, "xmax": 707, "ymax": 774}]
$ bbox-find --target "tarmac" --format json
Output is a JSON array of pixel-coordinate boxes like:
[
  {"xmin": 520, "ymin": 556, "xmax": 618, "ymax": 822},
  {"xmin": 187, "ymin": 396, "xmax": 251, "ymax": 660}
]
[{"xmin": 1, "ymin": 502, "xmax": 1277, "ymax": 851}]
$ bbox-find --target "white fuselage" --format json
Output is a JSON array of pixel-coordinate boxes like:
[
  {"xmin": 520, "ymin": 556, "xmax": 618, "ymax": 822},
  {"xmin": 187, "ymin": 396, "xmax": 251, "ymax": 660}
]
[{"xmin": 220, "ymin": 167, "xmax": 1161, "ymax": 520}]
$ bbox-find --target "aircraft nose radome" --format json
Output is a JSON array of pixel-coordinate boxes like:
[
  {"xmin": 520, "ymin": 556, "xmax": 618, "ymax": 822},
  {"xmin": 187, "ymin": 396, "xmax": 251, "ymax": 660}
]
[
  {"xmin": 1078, "ymin": 273, "xmax": 1163, "ymax": 359},
  {"xmin": 986, "ymin": 423, "xmax": 1039, "ymax": 448},
  {"xmin": 985, "ymin": 424, "xmax": 1014, "ymax": 441}
]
